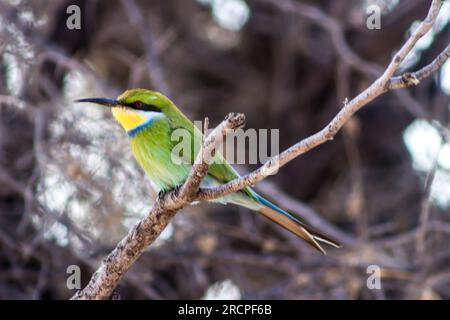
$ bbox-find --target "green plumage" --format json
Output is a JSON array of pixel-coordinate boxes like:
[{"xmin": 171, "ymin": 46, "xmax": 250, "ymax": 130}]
[
  {"xmin": 125, "ymin": 89, "xmax": 257, "ymax": 202},
  {"xmin": 77, "ymin": 89, "xmax": 341, "ymax": 254}
]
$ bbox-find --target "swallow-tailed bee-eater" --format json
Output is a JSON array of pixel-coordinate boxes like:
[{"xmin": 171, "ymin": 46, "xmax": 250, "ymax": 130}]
[{"xmin": 77, "ymin": 89, "xmax": 341, "ymax": 254}]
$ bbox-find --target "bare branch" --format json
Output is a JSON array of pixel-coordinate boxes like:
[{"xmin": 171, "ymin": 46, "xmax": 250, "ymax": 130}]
[
  {"xmin": 71, "ymin": 113, "xmax": 245, "ymax": 300},
  {"xmin": 178, "ymin": 114, "xmax": 246, "ymax": 200},
  {"xmin": 264, "ymin": 0, "xmax": 447, "ymax": 122},
  {"xmin": 71, "ymin": 0, "xmax": 449, "ymax": 300},
  {"xmin": 389, "ymin": 42, "xmax": 450, "ymax": 90},
  {"xmin": 197, "ymin": 0, "xmax": 446, "ymax": 202}
]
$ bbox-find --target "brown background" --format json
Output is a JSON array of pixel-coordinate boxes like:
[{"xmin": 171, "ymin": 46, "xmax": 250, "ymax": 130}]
[{"xmin": 0, "ymin": 0, "xmax": 449, "ymax": 299}]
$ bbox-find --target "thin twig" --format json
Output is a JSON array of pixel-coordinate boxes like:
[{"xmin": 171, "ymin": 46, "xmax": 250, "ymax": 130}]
[
  {"xmin": 72, "ymin": 0, "xmax": 449, "ymax": 300},
  {"xmin": 178, "ymin": 114, "xmax": 245, "ymax": 200},
  {"xmin": 389, "ymin": 42, "xmax": 450, "ymax": 90},
  {"xmin": 197, "ymin": 0, "xmax": 446, "ymax": 202}
]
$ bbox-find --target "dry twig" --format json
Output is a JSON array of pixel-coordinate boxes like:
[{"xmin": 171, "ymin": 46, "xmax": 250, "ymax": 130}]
[{"xmin": 71, "ymin": 0, "xmax": 450, "ymax": 300}]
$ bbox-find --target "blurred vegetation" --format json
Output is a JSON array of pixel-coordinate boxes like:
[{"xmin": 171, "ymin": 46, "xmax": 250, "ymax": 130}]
[{"xmin": 0, "ymin": 0, "xmax": 449, "ymax": 299}]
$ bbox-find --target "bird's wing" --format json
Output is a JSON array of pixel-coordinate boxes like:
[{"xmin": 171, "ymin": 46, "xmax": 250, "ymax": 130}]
[
  {"xmin": 168, "ymin": 109, "xmax": 341, "ymax": 253},
  {"xmin": 169, "ymin": 112, "xmax": 256, "ymax": 200},
  {"xmin": 207, "ymin": 154, "xmax": 258, "ymax": 200}
]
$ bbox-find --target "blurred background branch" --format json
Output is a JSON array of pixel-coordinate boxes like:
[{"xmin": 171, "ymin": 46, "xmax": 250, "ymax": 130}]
[{"xmin": 0, "ymin": 0, "xmax": 450, "ymax": 300}]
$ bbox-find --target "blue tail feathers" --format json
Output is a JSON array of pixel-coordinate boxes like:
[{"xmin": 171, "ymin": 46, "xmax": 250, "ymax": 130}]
[
  {"xmin": 252, "ymin": 192, "xmax": 341, "ymax": 252},
  {"xmin": 253, "ymin": 193, "xmax": 307, "ymax": 227}
]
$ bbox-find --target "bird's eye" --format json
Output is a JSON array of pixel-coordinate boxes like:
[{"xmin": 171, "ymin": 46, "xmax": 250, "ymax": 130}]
[{"xmin": 134, "ymin": 101, "xmax": 144, "ymax": 108}]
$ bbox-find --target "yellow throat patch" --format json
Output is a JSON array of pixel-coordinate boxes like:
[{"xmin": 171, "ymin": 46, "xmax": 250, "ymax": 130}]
[{"xmin": 111, "ymin": 107, "xmax": 146, "ymax": 131}]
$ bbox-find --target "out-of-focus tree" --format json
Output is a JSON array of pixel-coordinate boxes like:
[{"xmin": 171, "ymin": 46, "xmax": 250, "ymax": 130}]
[{"xmin": 0, "ymin": 0, "xmax": 449, "ymax": 299}]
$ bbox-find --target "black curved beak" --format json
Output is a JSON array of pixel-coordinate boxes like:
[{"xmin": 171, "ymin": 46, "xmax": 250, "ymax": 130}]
[{"xmin": 75, "ymin": 98, "xmax": 119, "ymax": 107}]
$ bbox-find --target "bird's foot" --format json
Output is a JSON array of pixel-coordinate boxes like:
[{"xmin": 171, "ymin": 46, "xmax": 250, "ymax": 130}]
[
  {"xmin": 158, "ymin": 189, "xmax": 168, "ymax": 200},
  {"xmin": 172, "ymin": 184, "xmax": 183, "ymax": 196},
  {"xmin": 157, "ymin": 184, "xmax": 183, "ymax": 200}
]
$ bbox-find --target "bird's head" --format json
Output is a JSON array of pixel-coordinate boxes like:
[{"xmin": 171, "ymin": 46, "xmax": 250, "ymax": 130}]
[{"xmin": 76, "ymin": 89, "xmax": 178, "ymax": 135}]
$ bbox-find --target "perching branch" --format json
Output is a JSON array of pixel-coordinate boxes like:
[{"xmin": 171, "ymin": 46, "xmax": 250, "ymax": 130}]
[
  {"xmin": 264, "ymin": 0, "xmax": 446, "ymax": 121},
  {"xmin": 196, "ymin": 0, "xmax": 447, "ymax": 202},
  {"xmin": 389, "ymin": 42, "xmax": 450, "ymax": 90},
  {"xmin": 73, "ymin": 0, "xmax": 449, "ymax": 300},
  {"xmin": 178, "ymin": 114, "xmax": 246, "ymax": 201},
  {"xmin": 71, "ymin": 113, "xmax": 245, "ymax": 300}
]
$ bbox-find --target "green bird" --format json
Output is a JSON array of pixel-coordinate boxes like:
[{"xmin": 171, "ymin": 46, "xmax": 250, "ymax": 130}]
[{"xmin": 77, "ymin": 89, "xmax": 340, "ymax": 254}]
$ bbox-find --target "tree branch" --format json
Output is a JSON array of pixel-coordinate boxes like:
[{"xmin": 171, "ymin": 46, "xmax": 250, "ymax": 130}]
[
  {"xmin": 71, "ymin": 113, "xmax": 245, "ymax": 299},
  {"xmin": 389, "ymin": 42, "xmax": 450, "ymax": 90},
  {"xmin": 197, "ymin": 0, "xmax": 447, "ymax": 202},
  {"xmin": 72, "ymin": 0, "xmax": 448, "ymax": 300},
  {"xmin": 178, "ymin": 114, "xmax": 246, "ymax": 200}
]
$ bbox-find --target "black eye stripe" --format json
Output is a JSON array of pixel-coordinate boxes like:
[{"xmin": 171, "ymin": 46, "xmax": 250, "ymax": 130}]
[
  {"xmin": 138, "ymin": 104, "xmax": 161, "ymax": 112},
  {"xmin": 122, "ymin": 101, "xmax": 161, "ymax": 112}
]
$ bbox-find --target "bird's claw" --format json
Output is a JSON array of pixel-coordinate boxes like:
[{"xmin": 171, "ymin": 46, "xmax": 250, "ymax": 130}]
[
  {"xmin": 158, "ymin": 190, "xmax": 167, "ymax": 200},
  {"xmin": 157, "ymin": 184, "xmax": 183, "ymax": 200},
  {"xmin": 173, "ymin": 184, "xmax": 183, "ymax": 196}
]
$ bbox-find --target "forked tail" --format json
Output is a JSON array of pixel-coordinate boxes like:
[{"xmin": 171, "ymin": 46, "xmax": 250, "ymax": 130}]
[{"xmin": 254, "ymin": 194, "xmax": 341, "ymax": 254}]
